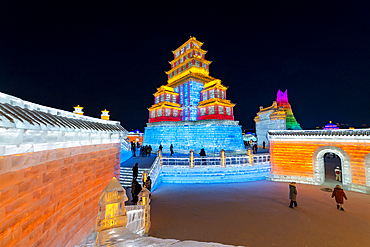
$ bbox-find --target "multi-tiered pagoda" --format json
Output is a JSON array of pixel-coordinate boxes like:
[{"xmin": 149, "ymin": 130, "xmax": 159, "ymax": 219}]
[{"xmin": 143, "ymin": 37, "xmax": 244, "ymax": 154}]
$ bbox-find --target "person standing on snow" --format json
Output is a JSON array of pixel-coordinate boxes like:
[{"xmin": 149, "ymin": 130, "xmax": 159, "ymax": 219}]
[
  {"xmin": 331, "ymin": 185, "xmax": 347, "ymax": 211},
  {"xmin": 289, "ymin": 182, "xmax": 298, "ymax": 208},
  {"xmin": 170, "ymin": 144, "xmax": 174, "ymax": 156},
  {"xmin": 334, "ymin": 166, "xmax": 342, "ymax": 182}
]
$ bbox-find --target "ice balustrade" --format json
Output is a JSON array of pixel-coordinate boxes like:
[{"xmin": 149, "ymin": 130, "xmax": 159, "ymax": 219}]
[
  {"xmin": 160, "ymin": 153, "xmax": 270, "ymax": 167},
  {"xmin": 125, "ymin": 205, "xmax": 148, "ymax": 236},
  {"xmin": 148, "ymin": 152, "xmax": 270, "ymax": 190}
]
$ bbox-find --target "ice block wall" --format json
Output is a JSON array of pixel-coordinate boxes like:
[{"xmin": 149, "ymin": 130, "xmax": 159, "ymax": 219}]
[
  {"xmin": 0, "ymin": 144, "xmax": 121, "ymax": 247},
  {"xmin": 143, "ymin": 120, "xmax": 245, "ymax": 154},
  {"xmin": 268, "ymin": 130, "xmax": 370, "ymax": 194},
  {"xmin": 0, "ymin": 92, "xmax": 126, "ymax": 247}
]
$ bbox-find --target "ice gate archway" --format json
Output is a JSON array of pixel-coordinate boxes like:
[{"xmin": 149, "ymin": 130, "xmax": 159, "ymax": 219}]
[
  {"xmin": 268, "ymin": 129, "xmax": 370, "ymax": 194},
  {"xmin": 312, "ymin": 146, "xmax": 351, "ymax": 185}
]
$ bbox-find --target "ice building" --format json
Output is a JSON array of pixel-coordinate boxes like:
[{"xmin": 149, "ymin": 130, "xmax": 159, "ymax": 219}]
[
  {"xmin": 323, "ymin": 121, "xmax": 339, "ymax": 130},
  {"xmin": 254, "ymin": 89, "xmax": 301, "ymax": 148},
  {"xmin": 143, "ymin": 37, "xmax": 244, "ymax": 154}
]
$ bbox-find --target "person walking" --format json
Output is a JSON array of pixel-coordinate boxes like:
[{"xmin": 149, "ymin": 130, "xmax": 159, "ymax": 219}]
[
  {"xmin": 289, "ymin": 182, "xmax": 298, "ymax": 208},
  {"xmin": 263, "ymin": 141, "xmax": 266, "ymax": 149},
  {"xmin": 331, "ymin": 185, "xmax": 347, "ymax": 211},
  {"xmin": 253, "ymin": 144, "xmax": 257, "ymax": 154},
  {"xmin": 170, "ymin": 144, "xmax": 174, "ymax": 156},
  {"xmin": 148, "ymin": 145, "xmax": 152, "ymax": 156},
  {"xmin": 335, "ymin": 166, "xmax": 342, "ymax": 182},
  {"xmin": 159, "ymin": 144, "xmax": 163, "ymax": 152},
  {"xmin": 132, "ymin": 163, "xmax": 138, "ymax": 179}
]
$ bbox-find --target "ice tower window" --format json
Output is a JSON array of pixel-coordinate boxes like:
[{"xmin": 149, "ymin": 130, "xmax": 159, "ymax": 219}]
[
  {"xmin": 172, "ymin": 95, "xmax": 176, "ymax": 103},
  {"xmin": 209, "ymin": 90, "xmax": 215, "ymax": 99},
  {"xmin": 216, "ymin": 89, "xmax": 220, "ymax": 98},
  {"xmin": 165, "ymin": 108, "xmax": 171, "ymax": 116},
  {"xmin": 221, "ymin": 91, "xmax": 225, "ymax": 99},
  {"xmin": 166, "ymin": 94, "xmax": 171, "ymax": 102},
  {"xmin": 156, "ymin": 96, "xmax": 159, "ymax": 103},
  {"xmin": 200, "ymin": 108, "xmax": 206, "ymax": 116},
  {"xmin": 208, "ymin": 106, "xmax": 215, "ymax": 115},
  {"xmin": 157, "ymin": 109, "xmax": 162, "ymax": 117},
  {"xmin": 203, "ymin": 92, "xmax": 208, "ymax": 101},
  {"xmin": 218, "ymin": 106, "xmax": 224, "ymax": 114},
  {"xmin": 161, "ymin": 94, "xmax": 164, "ymax": 102},
  {"xmin": 173, "ymin": 110, "xmax": 178, "ymax": 117},
  {"xmin": 151, "ymin": 111, "xmax": 155, "ymax": 118},
  {"xmin": 226, "ymin": 107, "xmax": 231, "ymax": 115}
]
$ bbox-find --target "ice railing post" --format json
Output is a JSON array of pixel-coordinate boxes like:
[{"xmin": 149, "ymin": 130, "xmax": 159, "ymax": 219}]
[
  {"xmin": 138, "ymin": 187, "xmax": 151, "ymax": 235},
  {"xmin": 95, "ymin": 177, "xmax": 128, "ymax": 233},
  {"xmin": 190, "ymin": 149, "xmax": 194, "ymax": 168},
  {"xmin": 220, "ymin": 149, "xmax": 226, "ymax": 168},
  {"xmin": 247, "ymin": 148, "xmax": 254, "ymax": 165}
]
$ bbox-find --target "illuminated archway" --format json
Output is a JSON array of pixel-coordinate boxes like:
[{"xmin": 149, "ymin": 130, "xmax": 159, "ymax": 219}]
[
  {"xmin": 364, "ymin": 153, "xmax": 370, "ymax": 188},
  {"xmin": 312, "ymin": 146, "xmax": 351, "ymax": 186}
]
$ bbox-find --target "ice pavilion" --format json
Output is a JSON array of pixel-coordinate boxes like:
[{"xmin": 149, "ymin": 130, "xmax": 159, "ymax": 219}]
[{"xmin": 143, "ymin": 37, "xmax": 244, "ymax": 154}]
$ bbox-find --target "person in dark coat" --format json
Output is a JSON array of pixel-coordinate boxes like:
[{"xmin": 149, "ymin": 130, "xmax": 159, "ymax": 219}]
[
  {"xmin": 148, "ymin": 145, "xmax": 152, "ymax": 156},
  {"xmin": 331, "ymin": 185, "xmax": 347, "ymax": 211},
  {"xmin": 131, "ymin": 179, "xmax": 136, "ymax": 203},
  {"xmin": 132, "ymin": 142, "xmax": 136, "ymax": 157},
  {"xmin": 159, "ymin": 144, "xmax": 163, "ymax": 153},
  {"xmin": 145, "ymin": 176, "xmax": 152, "ymax": 192},
  {"xmin": 199, "ymin": 148, "xmax": 206, "ymax": 165},
  {"xmin": 253, "ymin": 144, "xmax": 257, "ymax": 154},
  {"xmin": 170, "ymin": 144, "xmax": 174, "ymax": 156},
  {"xmin": 289, "ymin": 182, "xmax": 298, "ymax": 208},
  {"xmin": 263, "ymin": 141, "xmax": 266, "ymax": 149},
  {"xmin": 132, "ymin": 163, "xmax": 138, "ymax": 179},
  {"xmin": 133, "ymin": 181, "xmax": 142, "ymax": 205}
]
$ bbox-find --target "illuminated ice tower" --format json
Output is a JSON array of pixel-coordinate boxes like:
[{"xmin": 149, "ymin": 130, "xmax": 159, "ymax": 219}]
[
  {"xmin": 143, "ymin": 37, "xmax": 244, "ymax": 154},
  {"xmin": 254, "ymin": 89, "xmax": 301, "ymax": 148}
]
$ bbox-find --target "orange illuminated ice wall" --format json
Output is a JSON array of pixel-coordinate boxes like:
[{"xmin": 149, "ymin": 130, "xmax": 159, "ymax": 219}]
[
  {"xmin": 0, "ymin": 92, "xmax": 126, "ymax": 247},
  {"xmin": 268, "ymin": 129, "xmax": 370, "ymax": 193}
]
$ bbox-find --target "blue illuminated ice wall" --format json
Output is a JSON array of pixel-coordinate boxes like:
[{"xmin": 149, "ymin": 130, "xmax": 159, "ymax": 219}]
[
  {"xmin": 174, "ymin": 80, "xmax": 203, "ymax": 121},
  {"xmin": 143, "ymin": 120, "xmax": 245, "ymax": 153}
]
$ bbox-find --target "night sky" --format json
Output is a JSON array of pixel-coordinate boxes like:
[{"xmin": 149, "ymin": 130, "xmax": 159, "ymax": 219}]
[{"xmin": 1, "ymin": 1, "xmax": 369, "ymax": 131}]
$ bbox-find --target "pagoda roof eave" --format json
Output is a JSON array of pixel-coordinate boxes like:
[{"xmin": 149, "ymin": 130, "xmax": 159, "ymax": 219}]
[
  {"xmin": 149, "ymin": 102, "xmax": 182, "ymax": 111},
  {"xmin": 166, "ymin": 71, "xmax": 216, "ymax": 88},
  {"xmin": 198, "ymin": 98, "xmax": 235, "ymax": 107},
  {"xmin": 169, "ymin": 47, "xmax": 208, "ymax": 64},
  {"xmin": 172, "ymin": 37, "xmax": 203, "ymax": 54},
  {"xmin": 166, "ymin": 58, "xmax": 212, "ymax": 74}
]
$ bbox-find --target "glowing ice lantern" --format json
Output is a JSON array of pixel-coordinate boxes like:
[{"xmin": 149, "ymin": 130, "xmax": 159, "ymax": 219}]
[
  {"xmin": 190, "ymin": 149, "xmax": 194, "ymax": 168},
  {"xmin": 95, "ymin": 177, "xmax": 128, "ymax": 232},
  {"xmin": 73, "ymin": 105, "xmax": 84, "ymax": 115},
  {"xmin": 220, "ymin": 149, "xmax": 226, "ymax": 167},
  {"xmin": 138, "ymin": 187, "xmax": 151, "ymax": 235},
  {"xmin": 101, "ymin": 109, "xmax": 110, "ymax": 120},
  {"xmin": 141, "ymin": 170, "xmax": 148, "ymax": 183}
]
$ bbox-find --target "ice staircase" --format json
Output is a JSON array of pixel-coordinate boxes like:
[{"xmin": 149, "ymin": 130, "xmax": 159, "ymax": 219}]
[{"xmin": 120, "ymin": 167, "xmax": 149, "ymax": 188}]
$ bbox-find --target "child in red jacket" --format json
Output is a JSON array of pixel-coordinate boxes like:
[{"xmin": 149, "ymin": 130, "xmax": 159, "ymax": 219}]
[{"xmin": 331, "ymin": 185, "xmax": 347, "ymax": 211}]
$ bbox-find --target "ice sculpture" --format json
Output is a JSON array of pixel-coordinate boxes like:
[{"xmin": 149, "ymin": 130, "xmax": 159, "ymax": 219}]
[
  {"xmin": 254, "ymin": 89, "xmax": 302, "ymax": 148},
  {"xmin": 96, "ymin": 177, "xmax": 128, "ymax": 232},
  {"xmin": 143, "ymin": 37, "xmax": 244, "ymax": 154}
]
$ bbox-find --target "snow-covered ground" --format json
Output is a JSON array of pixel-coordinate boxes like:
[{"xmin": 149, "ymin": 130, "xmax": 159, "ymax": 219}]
[{"xmin": 149, "ymin": 179, "xmax": 370, "ymax": 247}]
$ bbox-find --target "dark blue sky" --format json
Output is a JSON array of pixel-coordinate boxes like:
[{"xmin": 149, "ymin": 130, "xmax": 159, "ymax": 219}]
[{"xmin": 1, "ymin": 1, "xmax": 369, "ymax": 131}]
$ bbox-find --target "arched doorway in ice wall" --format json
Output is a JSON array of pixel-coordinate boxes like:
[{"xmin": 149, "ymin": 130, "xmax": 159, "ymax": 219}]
[{"xmin": 312, "ymin": 146, "xmax": 351, "ymax": 186}]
